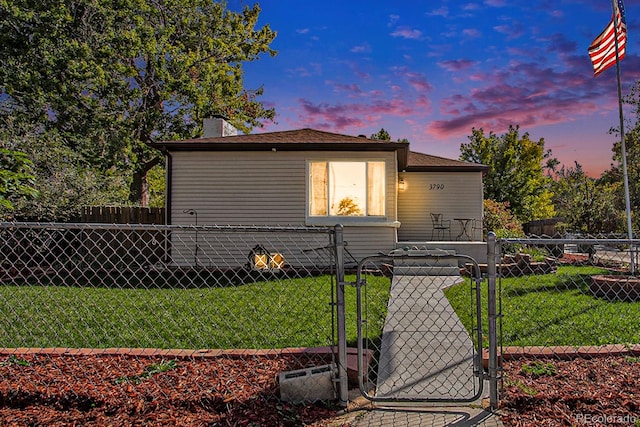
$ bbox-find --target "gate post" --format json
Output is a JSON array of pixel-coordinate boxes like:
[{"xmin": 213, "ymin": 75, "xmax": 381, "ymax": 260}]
[
  {"xmin": 334, "ymin": 224, "xmax": 349, "ymax": 406},
  {"xmin": 486, "ymin": 232, "xmax": 499, "ymax": 410}
]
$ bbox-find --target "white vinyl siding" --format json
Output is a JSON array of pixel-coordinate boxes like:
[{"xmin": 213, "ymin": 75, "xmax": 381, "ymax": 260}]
[
  {"xmin": 397, "ymin": 172, "xmax": 484, "ymax": 241},
  {"xmin": 171, "ymin": 151, "xmax": 306, "ymax": 225},
  {"xmin": 171, "ymin": 151, "xmax": 397, "ymax": 226},
  {"xmin": 169, "ymin": 150, "xmax": 398, "ymax": 265}
]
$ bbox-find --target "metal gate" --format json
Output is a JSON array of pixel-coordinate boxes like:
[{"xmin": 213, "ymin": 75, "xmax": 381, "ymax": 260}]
[{"xmin": 353, "ymin": 249, "xmax": 489, "ymax": 404}]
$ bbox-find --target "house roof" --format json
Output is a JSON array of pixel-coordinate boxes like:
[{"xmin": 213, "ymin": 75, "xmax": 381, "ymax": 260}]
[
  {"xmin": 151, "ymin": 128, "xmax": 486, "ymax": 172},
  {"xmin": 405, "ymin": 151, "xmax": 489, "ymax": 172},
  {"xmin": 152, "ymin": 128, "xmax": 410, "ymax": 169},
  {"xmin": 152, "ymin": 128, "xmax": 405, "ymax": 150}
]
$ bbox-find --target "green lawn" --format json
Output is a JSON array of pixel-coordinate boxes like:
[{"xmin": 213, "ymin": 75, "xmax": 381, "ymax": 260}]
[
  {"xmin": 6, "ymin": 264, "xmax": 633, "ymax": 350},
  {"xmin": 445, "ymin": 265, "xmax": 640, "ymax": 347},
  {"xmin": 0, "ymin": 273, "xmax": 391, "ymax": 350}
]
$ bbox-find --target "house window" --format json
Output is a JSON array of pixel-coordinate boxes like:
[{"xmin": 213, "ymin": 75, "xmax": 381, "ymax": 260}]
[{"xmin": 309, "ymin": 161, "xmax": 385, "ymax": 217}]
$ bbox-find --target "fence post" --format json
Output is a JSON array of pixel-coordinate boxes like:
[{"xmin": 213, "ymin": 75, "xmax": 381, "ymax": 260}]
[
  {"xmin": 486, "ymin": 232, "xmax": 499, "ymax": 410},
  {"xmin": 334, "ymin": 224, "xmax": 349, "ymax": 407}
]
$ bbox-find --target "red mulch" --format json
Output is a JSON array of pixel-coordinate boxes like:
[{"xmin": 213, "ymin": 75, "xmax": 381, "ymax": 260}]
[
  {"xmin": 500, "ymin": 356, "xmax": 640, "ymax": 426},
  {"xmin": 0, "ymin": 353, "xmax": 340, "ymax": 426},
  {"xmin": 1, "ymin": 353, "xmax": 639, "ymax": 426},
  {"xmin": 557, "ymin": 253, "xmax": 590, "ymax": 265}
]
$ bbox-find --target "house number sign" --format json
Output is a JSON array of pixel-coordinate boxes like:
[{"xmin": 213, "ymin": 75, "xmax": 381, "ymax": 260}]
[{"xmin": 429, "ymin": 183, "xmax": 445, "ymax": 190}]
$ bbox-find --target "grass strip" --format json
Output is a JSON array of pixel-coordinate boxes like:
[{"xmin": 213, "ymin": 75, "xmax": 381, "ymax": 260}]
[
  {"xmin": 445, "ymin": 265, "xmax": 640, "ymax": 347},
  {"xmin": 0, "ymin": 273, "xmax": 390, "ymax": 350}
]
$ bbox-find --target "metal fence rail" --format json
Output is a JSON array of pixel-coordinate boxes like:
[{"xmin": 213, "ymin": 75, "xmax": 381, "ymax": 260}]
[{"xmin": 0, "ymin": 222, "xmax": 345, "ymax": 411}]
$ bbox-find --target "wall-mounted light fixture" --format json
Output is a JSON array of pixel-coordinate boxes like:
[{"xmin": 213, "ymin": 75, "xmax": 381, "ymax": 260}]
[
  {"xmin": 183, "ymin": 209, "xmax": 198, "ymax": 224},
  {"xmin": 398, "ymin": 178, "xmax": 406, "ymax": 192}
]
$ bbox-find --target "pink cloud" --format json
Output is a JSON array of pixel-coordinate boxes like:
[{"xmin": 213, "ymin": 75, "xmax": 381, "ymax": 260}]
[
  {"xmin": 424, "ymin": 58, "xmax": 627, "ymax": 138},
  {"xmin": 392, "ymin": 67, "xmax": 434, "ymax": 93},
  {"xmin": 295, "ymin": 97, "xmax": 430, "ymax": 132},
  {"xmin": 328, "ymin": 82, "xmax": 365, "ymax": 98},
  {"xmin": 462, "ymin": 28, "xmax": 482, "ymax": 38},
  {"xmin": 390, "ymin": 27, "xmax": 423, "ymax": 40},
  {"xmin": 406, "ymin": 73, "xmax": 432, "ymax": 92},
  {"xmin": 438, "ymin": 59, "xmax": 476, "ymax": 72}
]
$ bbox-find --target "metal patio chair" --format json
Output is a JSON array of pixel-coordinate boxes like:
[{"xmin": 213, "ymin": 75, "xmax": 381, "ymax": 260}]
[{"xmin": 430, "ymin": 213, "xmax": 451, "ymax": 240}]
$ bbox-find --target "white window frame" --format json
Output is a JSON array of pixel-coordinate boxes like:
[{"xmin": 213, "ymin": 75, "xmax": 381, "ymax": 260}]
[{"xmin": 306, "ymin": 159, "xmax": 388, "ymax": 226}]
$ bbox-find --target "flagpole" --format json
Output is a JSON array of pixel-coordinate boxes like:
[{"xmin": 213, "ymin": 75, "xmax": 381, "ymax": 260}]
[{"xmin": 611, "ymin": 0, "xmax": 636, "ymax": 274}]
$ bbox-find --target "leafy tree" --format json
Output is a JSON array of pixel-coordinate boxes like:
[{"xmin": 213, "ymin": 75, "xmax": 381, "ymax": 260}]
[
  {"xmin": 482, "ymin": 199, "xmax": 523, "ymax": 239},
  {"xmin": 460, "ymin": 125, "xmax": 555, "ymax": 222},
  {"xmin": 145, "ymin": 164, "xmax": 166, "ymax": 209},
  {"xmin": 603, "ymin": 81, "xmax": 640, "ymax": 232},
  {"xmin": 551, "ymin": 162, "xmax": 622, "ymax": 234},
  {"xmin": 0, "ymin": 146, "xmax": 37, "ymax": 213},
  {"xmin": 371, "ymin": 128, "xmax": 391, "ymax": 141},
  {"xmin": 0, "ymin": 0, "xmax": 277, "ymax": 206},
  {"xmin": 9, "ymin": 130, "xmax": 128, "ymax": 221},
  {"xmin": 370, "ymin": 128, "xmax": 409, "ymax": 143}
]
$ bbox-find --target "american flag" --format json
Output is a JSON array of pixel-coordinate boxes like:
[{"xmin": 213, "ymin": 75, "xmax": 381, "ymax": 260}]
[{"xmin": 588, "ymin": 0, "xmax": 627, "ymax": 77}]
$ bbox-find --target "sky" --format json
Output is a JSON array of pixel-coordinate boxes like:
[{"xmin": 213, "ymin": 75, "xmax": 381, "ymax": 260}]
[{"xmin": 229, "ymin": 0, "xmax": 640, "ymax": 177}]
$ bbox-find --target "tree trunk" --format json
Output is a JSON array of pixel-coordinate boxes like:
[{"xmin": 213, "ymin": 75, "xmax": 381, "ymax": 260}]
[
  {"xmin": 129, "ymin": 156, "xmax": 161, "ymax": 207},
  {"xmin": 128, "ymin": 170, "xmax": 148, "ymax": 207}
]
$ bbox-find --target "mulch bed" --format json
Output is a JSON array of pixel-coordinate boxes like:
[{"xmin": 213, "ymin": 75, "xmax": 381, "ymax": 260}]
[
  {"xmin": 498, "ymin": 252, "xmax": 640, "ymax": 425},
  {"xmin": 0, "ymin": 353, "xmax": 339, "ymax": 426},
  {"xmin": 499, "ymin": 356, "xmax": 640, "ymax": 426},
  {"xmin": 1, "ymin": 353, "xmax": 639, "ymax": 426}
]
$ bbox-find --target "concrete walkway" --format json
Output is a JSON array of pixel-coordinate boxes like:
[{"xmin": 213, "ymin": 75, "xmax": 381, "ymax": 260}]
[
  {"xmin": 374, "ymin": 270, "xmax": 481, "ymax": 400},
  {"xmin": 347, "ymin": 267, "xmax": 504, "ymax": 426},
  {"xmin": 347, "ymin": 405, "xmax": 504, "ymax": 427}
]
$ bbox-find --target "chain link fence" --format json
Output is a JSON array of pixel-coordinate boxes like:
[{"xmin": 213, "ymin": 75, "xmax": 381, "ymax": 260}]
[
  {"xmin": 495, "ymin": 235, "xmax": 639, "ymax": 353},
  {"xmin": 0, "ymin": 222, "xmax": 356, "ymax": 424},
  {"xmin": 494, "ymin": 235, "xmax": 640, "ymax": 422},
  {"xmin": 354, "ymin": 251, "xmax": 486, "ymax": 404},
  {"xmin": 3, "ymin": 222, "xmax": 639, "ymax": 424}
]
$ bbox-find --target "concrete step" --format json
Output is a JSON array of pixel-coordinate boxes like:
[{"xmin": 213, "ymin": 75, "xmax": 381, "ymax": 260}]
[{"xmin": 392, "ymin": 265, "xmax": 461, "ymax": 276}]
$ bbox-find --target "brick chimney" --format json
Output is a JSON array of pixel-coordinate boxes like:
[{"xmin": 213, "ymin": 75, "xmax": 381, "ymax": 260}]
[{"xmin": 203, "ymin": 115, "xmax": 238, "ymax": 137}]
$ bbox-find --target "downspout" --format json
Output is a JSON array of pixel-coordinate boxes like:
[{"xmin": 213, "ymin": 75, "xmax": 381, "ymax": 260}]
[{"xmin": 159, "ymin": 146, "xmax": 173, "ymax": 225}]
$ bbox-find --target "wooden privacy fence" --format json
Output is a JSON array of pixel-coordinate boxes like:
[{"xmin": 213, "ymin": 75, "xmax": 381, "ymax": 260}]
[
  {"xmin": 77, "ymin": 208, "xmax": 166, "ymax": 263},
  {"xmin": 80, "ymin": 207, "xmax": 165, "ymax": 224},
  {"xmin": 522, "ymin": 217, "xmax": 564, "ymax": 236}
]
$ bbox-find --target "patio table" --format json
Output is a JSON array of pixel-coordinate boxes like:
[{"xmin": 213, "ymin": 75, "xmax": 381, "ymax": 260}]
[{"xmin": 454, "ymin": 218, "xmax": 474, "ymax": 241}]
